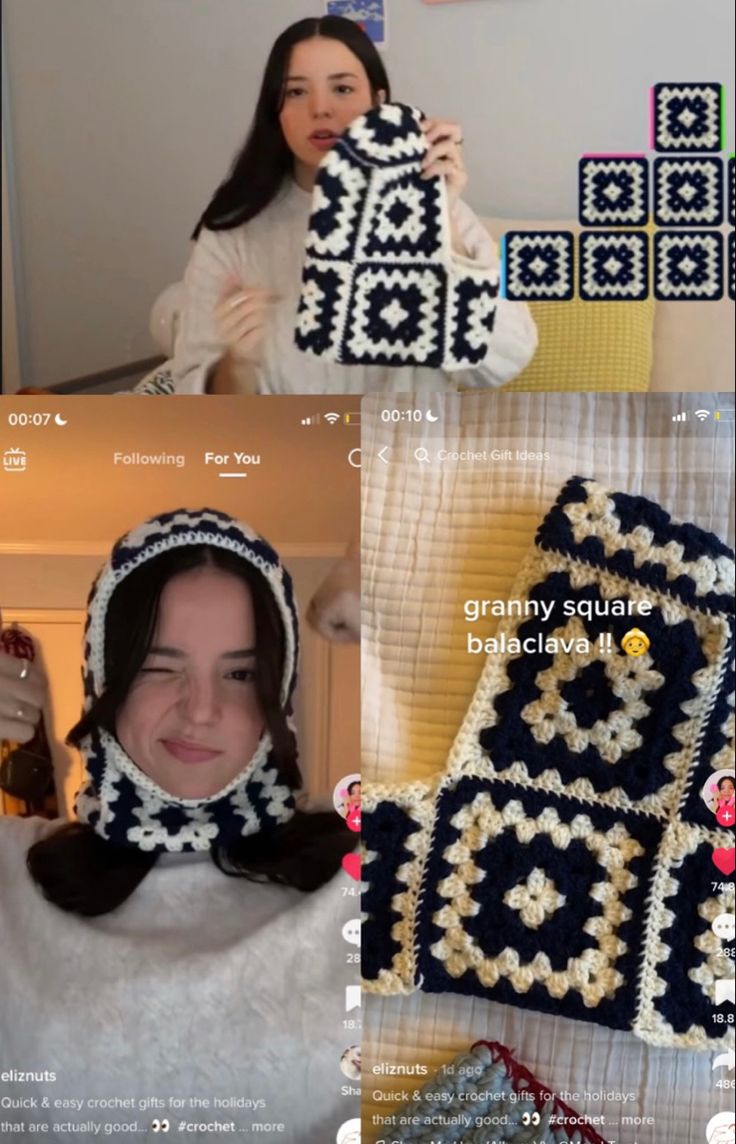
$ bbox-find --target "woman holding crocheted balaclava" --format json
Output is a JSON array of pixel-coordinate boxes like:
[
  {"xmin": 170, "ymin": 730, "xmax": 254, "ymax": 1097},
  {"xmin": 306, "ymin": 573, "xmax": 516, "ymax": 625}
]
[
  {"xmin": 0, "ymin": 509, "xmax": 356, "ymax": 1141},
  {"xmin": 167, "ymin": 15, "xmax": 536, "ymax": 395}
]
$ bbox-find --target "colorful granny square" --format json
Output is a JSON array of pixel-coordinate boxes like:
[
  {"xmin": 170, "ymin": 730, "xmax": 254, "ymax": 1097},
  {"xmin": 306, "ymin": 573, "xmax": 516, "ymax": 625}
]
[
  {"xmin": 579, "ymin": 232, "xmax": 649, "ymax": 300},
  {"xmin": 502, "ymin": 231, "xmax": 574, "ymax": 301},
  {"xmin": 654, "ymin": 231, "xmax": 724, "ymax": 301},
  {"xmin": 363, "ymin": 477, "xmax": 735, "ymax": 1050},
  {"xmin": 389, "ymin": 1042, "xmax": 610, "ymax": 1144},
  {"xmin": 653, "ymin": 83, "xmax": 723, "ymax": 153},
  {"xmin": 296, "ymin": 102, "xmax": 499, "ymax": 369},
  {"xmin": 579, "ymin": 157, "xmax": 649, "ymax": 227},
  {"xmin": 654, "ymin": 158, "xmax": 724, "ymax": 227},
  {"xmin": 730, "ymin": 156, "xmax": 735, "ymax": 227}
]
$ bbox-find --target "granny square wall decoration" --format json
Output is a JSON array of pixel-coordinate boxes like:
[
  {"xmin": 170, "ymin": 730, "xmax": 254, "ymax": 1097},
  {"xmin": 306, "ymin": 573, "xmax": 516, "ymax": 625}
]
[
  {"xmin": 362, "ymin": 477, "xmax": 735, "ymax": 1050},
  {"xmin": 654, "ymin": 158, "xmax": 724, "ymax": 227},
  {"xmin": 652, "ymin": 83, "xmax": 723, "ymax": 153},
  {"xmin": 729, "ymin": 156, "xmax": 735, "ymax": 228},
  {"xmin": 654, "ymin": 232, "xmax": 724, "ymax": 301},
  {"xmin": 295, "ymin": 102, "xmax": 499, "ymax": 369},
  {"xmin": 579, "ymin": 157, "xmax": 649, "ymax": 227},
  {"xmin": 502, "ymin": 231, "xmax": 574, "ymax": 302},
  {"xmin": 579, "ymin": 232, "xmax": 649, "ymax": 300},
  {"xmin": 729, "ymin": 233, "xmax": 735, "ymax": 302}
]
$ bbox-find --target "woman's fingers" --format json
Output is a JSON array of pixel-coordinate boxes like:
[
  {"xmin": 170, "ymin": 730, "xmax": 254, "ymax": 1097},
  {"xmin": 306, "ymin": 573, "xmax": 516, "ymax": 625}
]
[
  {"xmin": 419, "ymin": 120, "xmax": 469, "ymax": 208},
  {"xmin": 422, "ymin": 139, "xmax": 463, "ymax": 173},
  {"xmin": 218, "ymin": 295, "xmax": 275, "ymax": 335},
  {"xmin": 214, "ymin": 286, "xmax": 279, "ymax": 365},
  {"xmin": 0, "ymin": 712, "xmax": 39, "ymax": 745},
  {"xmin": 222, "ymin": 287, "xmax": 279, "ymax": 310},
  {"xmin": 0, "ymin": 656, "xmax": 44, "ymax": 743},
  {"xmin": 421, "ymin": 118, "xmax": 463, "ymax": 147},
  {"xmin": 422, "ymin": 156, "xmax": 463, "ymax": 180},
  {"xmin": 220, "ymin": 309, "xmax": 270, "ymax": 345},
  {"xmin": 0, "ymin": 651, "xmax": 46, "ymax": 709}
]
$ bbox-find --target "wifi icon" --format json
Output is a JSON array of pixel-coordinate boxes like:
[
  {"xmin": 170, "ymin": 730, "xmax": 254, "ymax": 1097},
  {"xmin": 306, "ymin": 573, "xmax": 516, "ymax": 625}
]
[
  {"xmin": 694, "ymin": 409, "xmax": 711, "ymax": 421},
  {"xmin": 324, "ymin": 412, "xmax": 341, "ymax": 425}
]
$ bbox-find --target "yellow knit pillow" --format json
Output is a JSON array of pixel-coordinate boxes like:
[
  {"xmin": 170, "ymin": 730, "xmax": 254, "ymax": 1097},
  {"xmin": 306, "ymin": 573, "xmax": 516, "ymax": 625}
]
[{"xmin": 504, "ymin": 294, "xmax": 655, "ymax": 392}]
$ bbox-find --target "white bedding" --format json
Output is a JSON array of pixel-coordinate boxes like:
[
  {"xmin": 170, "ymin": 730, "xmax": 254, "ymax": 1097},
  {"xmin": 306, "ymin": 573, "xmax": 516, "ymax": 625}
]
[{"xmin": 361, "ymin": 391, "xmax": 735, "ymax": 1144}]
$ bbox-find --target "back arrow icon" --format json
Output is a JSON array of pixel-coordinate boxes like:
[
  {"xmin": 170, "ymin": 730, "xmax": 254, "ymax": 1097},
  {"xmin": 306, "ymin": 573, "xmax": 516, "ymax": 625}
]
[{"xmin": 378, "ymin": 447, "xmax": 390, "ymax": 464}]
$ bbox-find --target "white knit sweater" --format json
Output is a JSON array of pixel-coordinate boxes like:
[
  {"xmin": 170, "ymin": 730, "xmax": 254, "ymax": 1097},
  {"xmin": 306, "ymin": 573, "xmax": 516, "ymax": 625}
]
[
  {"xmin": 0, "ymin": 816, "xmax": 358, "ymax": 1143},
  {"xmin": 171, "ymin": 178, "xmax": 537, "ymax": 394}
]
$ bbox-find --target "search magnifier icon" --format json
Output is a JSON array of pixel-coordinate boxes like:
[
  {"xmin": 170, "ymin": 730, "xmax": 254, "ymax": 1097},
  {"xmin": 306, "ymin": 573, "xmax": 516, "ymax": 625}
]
[{"xmin": 414, "ymin": 448, "xmax": 431, "ymax": 464}]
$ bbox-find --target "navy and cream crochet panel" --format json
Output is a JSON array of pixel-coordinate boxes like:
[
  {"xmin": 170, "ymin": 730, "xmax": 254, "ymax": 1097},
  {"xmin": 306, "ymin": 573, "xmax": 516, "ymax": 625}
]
[
  {"xmin": 295, "ymin": 103, "xmax": 498, "ymax": 370},
  {"xmin": 362, "ymin": 478, "xmax": 735, "ymax": 1050}
]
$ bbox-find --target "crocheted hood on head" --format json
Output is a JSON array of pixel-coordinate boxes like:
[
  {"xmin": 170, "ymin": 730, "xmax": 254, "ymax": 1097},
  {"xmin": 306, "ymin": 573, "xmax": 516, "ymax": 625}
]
[
  {"xmin": 295, "ymin": 101, "xmax": 498, "ymax": 370},
  {"xmin": 362, "ymin": 477, "xmax": 735, "ymax": 1052},
  {"xmin": 74, "ymin": 508, "xmax": 300, "ymax": 854}
]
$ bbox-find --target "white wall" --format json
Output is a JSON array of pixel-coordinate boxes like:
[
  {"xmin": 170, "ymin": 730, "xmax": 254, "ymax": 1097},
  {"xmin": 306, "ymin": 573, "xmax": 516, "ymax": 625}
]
[{"xmin": 3, "ymin": 0, "xmax": 735, "ymax": 386}]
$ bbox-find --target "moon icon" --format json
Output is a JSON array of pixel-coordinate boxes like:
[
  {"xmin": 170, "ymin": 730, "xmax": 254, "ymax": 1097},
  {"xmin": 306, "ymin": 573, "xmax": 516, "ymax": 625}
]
[{"xmin": 54, "ymin": 413, "xmax": 68, "ymax": 426}]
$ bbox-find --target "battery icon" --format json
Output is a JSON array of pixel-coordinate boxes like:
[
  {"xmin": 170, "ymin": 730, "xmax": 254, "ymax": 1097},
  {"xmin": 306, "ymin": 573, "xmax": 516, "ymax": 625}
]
[
  {"xmin": 344, "ymin": 412, "xmax": 361, "ymax": 426},
  {"xmin": 714, "ymin": 410, "xmax": 735, "ymax": 421}
]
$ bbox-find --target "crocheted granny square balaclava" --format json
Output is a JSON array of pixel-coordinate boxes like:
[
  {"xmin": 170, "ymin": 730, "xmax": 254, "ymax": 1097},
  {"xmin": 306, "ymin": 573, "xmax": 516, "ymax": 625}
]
[
  {"xmin": 74, "ymin": 508, "xmax": 299, "ymax": 854},
  {"xmin": 362, "ymin": 477, "xmax": 735, "ymax": 1051},
  {"xmin": 389, "ymin": 1041, "xmax": 608, "ymax": 1144},
  {"xmin": 295, "ymin": 102, "xmax": 498, "ymax": 370}
]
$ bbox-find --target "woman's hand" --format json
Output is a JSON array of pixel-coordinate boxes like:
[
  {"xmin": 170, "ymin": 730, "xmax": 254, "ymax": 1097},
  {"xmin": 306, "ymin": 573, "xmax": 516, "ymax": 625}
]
[
  {"xmin": 214, "ymin": 285, "xmax": 280, "ymax": 368},
  {"xmin": 420, "ymin": 117, "xmax": 468, "ymax": 211},
  {"xmin": 0, "ymin": 650, "xmax": 46, "ymax": 744}
]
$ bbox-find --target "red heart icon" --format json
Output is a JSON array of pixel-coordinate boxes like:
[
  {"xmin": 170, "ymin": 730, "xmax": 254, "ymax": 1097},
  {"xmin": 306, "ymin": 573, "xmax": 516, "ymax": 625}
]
[
  {"xmin": 712, "ymin": 848, "xmax": 735, "ymax": 876},
  {"xmin": 342, "ymin": 853, "xmax": 361, "ymax": 881}
]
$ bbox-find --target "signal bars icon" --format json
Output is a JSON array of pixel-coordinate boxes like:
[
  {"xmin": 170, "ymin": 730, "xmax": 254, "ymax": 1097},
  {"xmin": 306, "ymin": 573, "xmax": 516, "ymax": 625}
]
[
  {"xmin": 300, "ymin": 412, "xmax": 343, "ymax": 426},
  {"xmin": 672, "ymin": 410, "xmax": 713, "ymax": 423}
]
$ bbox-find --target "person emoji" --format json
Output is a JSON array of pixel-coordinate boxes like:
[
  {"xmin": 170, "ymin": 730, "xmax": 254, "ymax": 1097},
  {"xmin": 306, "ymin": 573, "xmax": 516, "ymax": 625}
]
[{"xmin": 620, "ymin": 628, "xmax": 650, "ymax": 657}]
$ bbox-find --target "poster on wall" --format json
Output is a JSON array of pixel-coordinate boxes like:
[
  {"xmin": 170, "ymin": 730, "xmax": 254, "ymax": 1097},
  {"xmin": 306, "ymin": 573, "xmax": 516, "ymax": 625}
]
[{"xmin": 325, "ymin": 1, "xmax": 387, "ymax": 47}]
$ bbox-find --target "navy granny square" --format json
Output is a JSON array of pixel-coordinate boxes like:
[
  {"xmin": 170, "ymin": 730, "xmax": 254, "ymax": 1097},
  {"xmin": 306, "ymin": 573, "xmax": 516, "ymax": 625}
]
[
  {"xmin": 580, "ymin": 232, "xmax": 649, "ymax": 300},
  {"xmin": 654, "ymin": 158, "xmax": 724, "ymax": 227},
  {"xmin": 653, "ymin": 83, "xmax": 723, "ymax": 153},
  {"xmin": 417, "ymin": 778, "xmax": 662, "ymax": 1029},
  {"xmin": 729, "ymin": 156, "xmax": 735, "ymax": 227},
  {"xmin": 296, "ymin": 102, "xmax": 498, "ymax": 370},
  {"xmin": 362, "ymin": 477, "xmax": 735, "ymax": 1050},
  {"xmin": 730, "ymin": 232, "xmax": 735, "ymax": 302},
  {"xmin": 654, "ymin": 231, "xmax": 724, "ymax": 301},
  {"xmin": 579, "ymin": 157, "xmax": 649, "ymax": 227},
  {"xmin": 503, "ymin": 231, "xmax": 574, "ymax": 301}
]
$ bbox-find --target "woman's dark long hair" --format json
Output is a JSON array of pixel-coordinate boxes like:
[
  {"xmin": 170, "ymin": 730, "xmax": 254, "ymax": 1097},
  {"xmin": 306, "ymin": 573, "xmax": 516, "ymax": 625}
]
[
  {"xmin": 27, "ymin": 545, "xmax": 355, "ymax": 916},
  {"xmin": 192, "ymin": 16, "xmax": 391, "ymax": 239}
]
